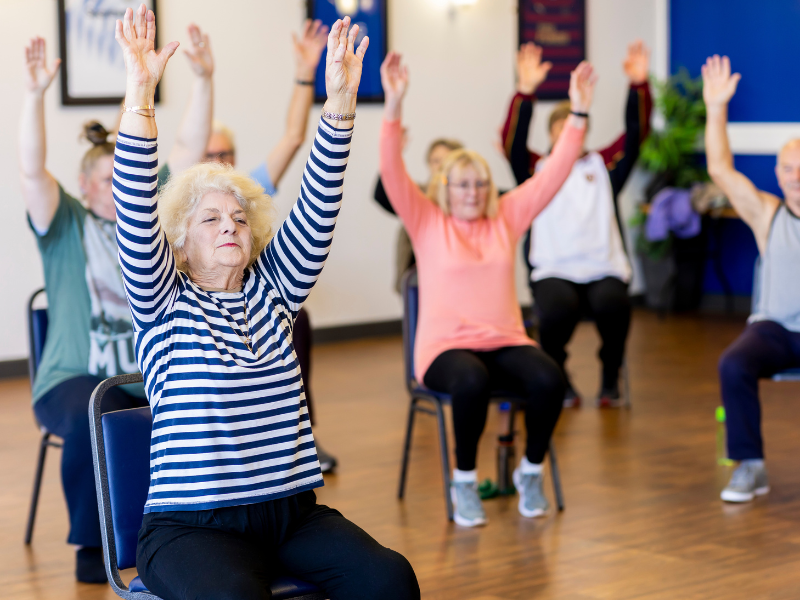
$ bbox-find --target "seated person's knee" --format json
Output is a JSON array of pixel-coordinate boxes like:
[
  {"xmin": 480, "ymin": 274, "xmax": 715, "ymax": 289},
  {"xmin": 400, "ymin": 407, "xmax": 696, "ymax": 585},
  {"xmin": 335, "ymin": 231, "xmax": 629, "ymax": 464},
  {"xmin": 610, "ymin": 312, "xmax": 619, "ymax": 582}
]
[{"xmin": 363, "ymin": 548, "xmax": 420, "ymax": 600}]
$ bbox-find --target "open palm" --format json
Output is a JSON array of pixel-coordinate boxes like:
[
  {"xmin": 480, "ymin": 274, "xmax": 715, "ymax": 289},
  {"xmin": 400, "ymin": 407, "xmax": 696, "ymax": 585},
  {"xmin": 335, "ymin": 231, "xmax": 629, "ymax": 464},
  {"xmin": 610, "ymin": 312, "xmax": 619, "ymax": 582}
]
[
  {"xmin": 184, "ymin": 23, "xmax": 213, "ymax": 78},
  {"xmin": 325, "ymin": 17, "xmax": 369, "ymax": 98},
  {"xmin": 380, "ymin": 52, "xmax": 409, "ymax": 104},
  {"xmin": 702, "ymin": 55, "xmax": 740, "ymax": 107},
  {"xmin": 623, "ymin": 40, "xmax": 650, "ymax": 84},
  {"xmin": 115, "ymin": 4, "xmax": 178, "ymax": 90},
  {"xmin": 517, "ymin": 42, "xmax": 551, "ymax": 95},
  {"xmin": 294, "ymin": 19, "xmax": 329, "ymax": 77},
  {"xmin": 569, "ymin": 61, "xmax": 598, "ymax": 113},
  {"xmin": 24, "ymin": 37, "xmax": 61, "ymax": 94}
]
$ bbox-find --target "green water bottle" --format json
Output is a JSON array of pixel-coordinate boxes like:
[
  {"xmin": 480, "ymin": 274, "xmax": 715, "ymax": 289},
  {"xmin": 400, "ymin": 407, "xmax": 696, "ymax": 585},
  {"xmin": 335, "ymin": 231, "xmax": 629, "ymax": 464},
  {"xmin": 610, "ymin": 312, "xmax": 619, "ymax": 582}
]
[{"xmin": 716, "ymin": 406, "xmax": 735, "ymax": 466}]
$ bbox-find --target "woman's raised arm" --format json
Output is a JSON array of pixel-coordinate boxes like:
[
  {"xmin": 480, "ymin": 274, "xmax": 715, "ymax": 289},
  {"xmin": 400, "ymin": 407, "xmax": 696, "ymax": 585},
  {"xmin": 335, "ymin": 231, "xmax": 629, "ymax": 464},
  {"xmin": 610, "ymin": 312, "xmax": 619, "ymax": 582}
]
[
  {"xmin": 19, "ymin": 37, "xmax": 61, "ymax": 232},
  {"xmin": 378, "ymin": 53, "xmax": 436, "ymax": 237},
  {"xmin": 500, "ymin": 61, "xmax": 596, "ymax": 238},
  {"xmin": 113, "ymin": 4, "xmax": 180, "ymax": 329},
  {"xmin": 255, "ymin": 18, "xmax": 368, "ymax": 314}
]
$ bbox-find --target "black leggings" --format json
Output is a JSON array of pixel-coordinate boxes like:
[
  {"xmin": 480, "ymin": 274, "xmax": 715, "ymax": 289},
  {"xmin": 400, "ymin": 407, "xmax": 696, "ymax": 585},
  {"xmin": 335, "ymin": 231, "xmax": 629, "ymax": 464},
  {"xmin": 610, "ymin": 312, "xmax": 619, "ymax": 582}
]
[
  {"xmin": 532, "ymin": 276, "xmax": 631, "ymax": 389},
  {"xmin": 33, "ymin": 375, "xmax": 147, "ymax": 547},
  {"xmin": 293, "ymin": 308, "xmax": 315, "ymax": 424},
  {"xmin": 423, "ymin": 345, "xmax": 564, "ymax": 471},
  {"xmin": 137, "ymin": 491, "xmax": 419, "ymax": 600}
]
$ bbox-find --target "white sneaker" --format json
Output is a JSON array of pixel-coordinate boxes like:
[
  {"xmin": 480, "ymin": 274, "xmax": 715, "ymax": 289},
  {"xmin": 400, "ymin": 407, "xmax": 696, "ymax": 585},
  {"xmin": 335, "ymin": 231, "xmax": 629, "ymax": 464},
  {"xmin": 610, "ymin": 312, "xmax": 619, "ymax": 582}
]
[
  {"xmin": 721, "ymin": 460, "xmax": 770, "ymax": 503},
  {"xmin": 450, "ymin": 481, "xmax": 487, "ymax": 527},
  {"xmin": 513, "ymin": 468, "xmax": 549, "ymax": 518}
]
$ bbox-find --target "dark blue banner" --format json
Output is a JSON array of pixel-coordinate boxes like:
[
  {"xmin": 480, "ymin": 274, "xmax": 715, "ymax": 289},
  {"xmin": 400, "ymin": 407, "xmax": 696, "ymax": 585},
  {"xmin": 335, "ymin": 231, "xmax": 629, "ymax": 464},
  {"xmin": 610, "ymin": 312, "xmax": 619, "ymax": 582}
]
[{"xmin": 518, "ymin": 0, "xmax": 586, "ymax": 100}]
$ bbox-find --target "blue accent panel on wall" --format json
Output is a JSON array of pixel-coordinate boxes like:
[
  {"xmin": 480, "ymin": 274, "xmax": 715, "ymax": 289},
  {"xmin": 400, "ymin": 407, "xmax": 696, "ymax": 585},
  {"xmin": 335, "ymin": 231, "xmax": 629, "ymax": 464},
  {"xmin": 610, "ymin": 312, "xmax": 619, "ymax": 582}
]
[
  {"xmin": 733, "ymin": 155, "xmax": 782, "ymax": 197},
  {"xmin": 671, "ymin": 0, "xmax": 800, "ymax": 122},
  {"xmin": 701, "ymin": 155, "xmax": 779, "ymax": 296}
]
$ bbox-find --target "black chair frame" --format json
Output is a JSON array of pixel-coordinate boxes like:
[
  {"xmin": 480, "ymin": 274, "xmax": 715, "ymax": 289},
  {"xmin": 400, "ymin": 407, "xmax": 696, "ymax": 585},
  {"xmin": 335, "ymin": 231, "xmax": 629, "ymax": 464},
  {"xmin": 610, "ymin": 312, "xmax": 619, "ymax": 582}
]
[
  {"xmin": 25, "ymin": 287, "xmax": 62, "ymax": 545},
  {"xmin": 89, "ymin": 373, "xmax": 325, "ymax": 600},
  {"xmin": 397, "ymin": 268, "xmax": 565, "ymax": 521}
]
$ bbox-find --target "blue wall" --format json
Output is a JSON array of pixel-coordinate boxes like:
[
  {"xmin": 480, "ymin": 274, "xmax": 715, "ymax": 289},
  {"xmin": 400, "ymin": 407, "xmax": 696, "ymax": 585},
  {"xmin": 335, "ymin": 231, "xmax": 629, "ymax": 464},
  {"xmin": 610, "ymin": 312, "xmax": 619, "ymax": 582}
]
[
  {"xmin": 671, "ymin": 0, "xmax": 800, "ymax": 123},
  {"xmin": 671, "ymin": 1, "xmax": 795, "ymax": 297}
]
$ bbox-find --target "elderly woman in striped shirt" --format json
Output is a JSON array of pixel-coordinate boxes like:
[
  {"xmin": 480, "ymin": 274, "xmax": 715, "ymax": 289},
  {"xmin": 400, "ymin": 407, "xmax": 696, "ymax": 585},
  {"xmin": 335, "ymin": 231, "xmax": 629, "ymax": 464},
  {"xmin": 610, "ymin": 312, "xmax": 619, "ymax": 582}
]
[{"xmin": 112, "ymin": 6, "xmax": 418, "ymax": 600}]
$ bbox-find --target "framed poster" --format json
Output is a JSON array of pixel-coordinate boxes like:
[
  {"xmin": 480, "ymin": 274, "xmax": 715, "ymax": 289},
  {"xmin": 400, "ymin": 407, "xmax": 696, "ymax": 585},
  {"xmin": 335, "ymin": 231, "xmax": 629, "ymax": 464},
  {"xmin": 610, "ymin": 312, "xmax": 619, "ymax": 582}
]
[
  {"xmin": 58, "ymin": 0, "xmax": 160, "ymax": 106},
  {"xmin": 518, "ymin": 0, "xmax": 586, "ymax": 100},
  {"xmin": 306, "ymin": 0, "xmax": 388, "ymax": 104}
]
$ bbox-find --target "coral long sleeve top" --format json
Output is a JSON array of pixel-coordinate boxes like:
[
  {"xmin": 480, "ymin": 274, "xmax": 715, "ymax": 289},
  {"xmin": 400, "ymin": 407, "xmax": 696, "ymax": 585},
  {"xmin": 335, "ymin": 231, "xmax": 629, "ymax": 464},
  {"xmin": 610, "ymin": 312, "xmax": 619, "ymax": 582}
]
[{"xmin": 379, "ymin": 118, "xmax": 585, "ymax": 380}]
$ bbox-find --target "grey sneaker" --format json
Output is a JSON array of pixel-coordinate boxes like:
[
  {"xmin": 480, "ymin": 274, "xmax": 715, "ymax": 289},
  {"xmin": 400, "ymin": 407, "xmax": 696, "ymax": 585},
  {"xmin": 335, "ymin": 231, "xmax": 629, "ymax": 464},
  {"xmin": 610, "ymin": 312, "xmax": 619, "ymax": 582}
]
[
  {"xmin": 315, "ymin": 442, "xmax": 338, "ymax": 474},
  {"xmin": 513, "ymin": 468, "xmax": 549, "ymax": 518},
  {"xmin": 450, "ymin": 481, "xmax": 487, "ymax": 527},
  {"xmin": 721, "ymin": 460, "xmax": 770, "ymax": 503}
]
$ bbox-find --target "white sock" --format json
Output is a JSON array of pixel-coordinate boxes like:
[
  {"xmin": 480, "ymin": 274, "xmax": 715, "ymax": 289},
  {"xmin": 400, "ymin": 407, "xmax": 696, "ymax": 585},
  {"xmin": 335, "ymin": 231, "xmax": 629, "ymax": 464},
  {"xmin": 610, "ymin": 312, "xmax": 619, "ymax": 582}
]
[
  {"xmin": 519, "ymin": 456, "xmax": 543, "ymax": 475},
  {"xmin": 453, "ymin": 468, "xmax": 478, "ymax": 483}
]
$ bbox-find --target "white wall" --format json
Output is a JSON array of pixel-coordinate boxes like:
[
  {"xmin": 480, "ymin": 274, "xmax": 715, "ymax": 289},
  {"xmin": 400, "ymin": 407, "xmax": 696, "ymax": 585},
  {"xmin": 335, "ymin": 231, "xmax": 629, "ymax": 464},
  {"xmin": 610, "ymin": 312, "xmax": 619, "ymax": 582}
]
[{"xmin": 1, "ymin": 0, "xmax": 657, "ymax": 361}]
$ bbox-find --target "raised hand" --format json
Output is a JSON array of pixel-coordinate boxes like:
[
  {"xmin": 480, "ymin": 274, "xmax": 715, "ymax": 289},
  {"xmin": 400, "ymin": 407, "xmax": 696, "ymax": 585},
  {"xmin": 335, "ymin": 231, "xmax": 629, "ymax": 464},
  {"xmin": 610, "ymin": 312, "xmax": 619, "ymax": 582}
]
[
  {"xmin": 294, "ymin": 19, "xmax": 329, "ymax": 80},
  {"xmin": 115, "ymin": 4, "xmax": 179, "ymax": 93},
  {"xmin": 568, "ymin": 61, "xmax": 598, "ymax": 114},
  {"xmin": 517, "ymin": 42, "xmax": 552, "ymax": 95},
  {"xmin": 702, "ymin": 55, "xmax": 740, "ymax": 108},
  {"xmin": 380, "ymin": 52, "xmax": 409, "ymax": 106},
  {"xmin": 24, "ymin": 37, "xmax": 61, "ymax": 95},
  {"xmin": 623, "ymin": 39, "xmax": 650, "ymax": 84},
  {"xmin": 184, "ymin": 23, "xmax": 213, "ymax": 79},
  {"xmin": 324, "ymin": 17, "xmax": 369, "ymax": 109}
]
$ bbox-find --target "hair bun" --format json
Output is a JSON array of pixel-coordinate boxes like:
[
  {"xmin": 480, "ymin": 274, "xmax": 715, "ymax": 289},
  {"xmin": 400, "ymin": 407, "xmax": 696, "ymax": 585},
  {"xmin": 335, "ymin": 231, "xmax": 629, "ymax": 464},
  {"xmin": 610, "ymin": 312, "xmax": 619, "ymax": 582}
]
[{"xmin": 82, "ymin": 121, "xmax": 110, "ymax": 146}]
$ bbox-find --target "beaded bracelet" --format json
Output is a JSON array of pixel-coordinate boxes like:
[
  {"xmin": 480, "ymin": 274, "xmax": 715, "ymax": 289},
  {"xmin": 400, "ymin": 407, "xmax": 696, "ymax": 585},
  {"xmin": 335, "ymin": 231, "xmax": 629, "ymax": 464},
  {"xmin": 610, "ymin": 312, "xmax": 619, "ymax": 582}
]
[{"xmin": 321, "ymin": 109, "xmax": 356, "ymax": 122}]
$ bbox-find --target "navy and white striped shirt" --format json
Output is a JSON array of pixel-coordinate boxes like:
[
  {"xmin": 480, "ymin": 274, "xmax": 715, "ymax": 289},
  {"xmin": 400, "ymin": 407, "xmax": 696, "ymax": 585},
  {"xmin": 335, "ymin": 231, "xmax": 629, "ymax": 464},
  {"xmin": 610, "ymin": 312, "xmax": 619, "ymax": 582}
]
[{"xmin": 112, "ymin": 119, "xmax": 352, "ymax": 513}]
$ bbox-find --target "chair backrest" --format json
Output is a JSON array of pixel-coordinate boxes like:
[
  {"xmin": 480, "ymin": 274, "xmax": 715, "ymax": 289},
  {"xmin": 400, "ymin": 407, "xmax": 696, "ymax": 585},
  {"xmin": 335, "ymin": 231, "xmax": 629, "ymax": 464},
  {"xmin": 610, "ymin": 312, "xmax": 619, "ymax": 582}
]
[
  {"xmin": 751, "ymin": 258, "xmax": 762, "ymax": 313},
  {"xmin": 89, "ymin": 373, "xmax": 150, "ymax": 584},
  {"xmin": 401, "ymin": 267, "xmax": 419, "ymax": 390},
  {"xmin": 27, "ymin": 288, "xmax": 48, "ymax": 387}
]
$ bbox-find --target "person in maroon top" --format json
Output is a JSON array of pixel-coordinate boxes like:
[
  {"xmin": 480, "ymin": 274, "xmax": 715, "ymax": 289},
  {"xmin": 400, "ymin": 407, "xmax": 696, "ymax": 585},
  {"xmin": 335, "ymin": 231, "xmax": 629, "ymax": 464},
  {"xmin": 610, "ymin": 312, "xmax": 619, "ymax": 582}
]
[{"xmin": 501, "ymin": 41, "xmax": 652, "ymax": 407}]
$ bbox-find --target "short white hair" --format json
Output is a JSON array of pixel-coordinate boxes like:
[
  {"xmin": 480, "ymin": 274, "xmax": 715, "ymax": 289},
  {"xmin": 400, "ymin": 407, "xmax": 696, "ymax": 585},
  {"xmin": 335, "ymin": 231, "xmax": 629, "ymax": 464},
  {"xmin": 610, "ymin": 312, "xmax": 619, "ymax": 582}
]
[{"xmin": 158, "ymin": 162, "xmax": 275, "ymax": 273}]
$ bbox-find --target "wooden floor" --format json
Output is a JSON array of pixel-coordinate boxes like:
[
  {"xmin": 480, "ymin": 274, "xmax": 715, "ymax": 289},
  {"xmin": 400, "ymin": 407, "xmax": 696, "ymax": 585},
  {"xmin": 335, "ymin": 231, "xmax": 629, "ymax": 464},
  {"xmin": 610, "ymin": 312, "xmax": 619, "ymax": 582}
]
[{"xmin": 2, "ymin": 310, "xmax": 800, "ymax": 599}]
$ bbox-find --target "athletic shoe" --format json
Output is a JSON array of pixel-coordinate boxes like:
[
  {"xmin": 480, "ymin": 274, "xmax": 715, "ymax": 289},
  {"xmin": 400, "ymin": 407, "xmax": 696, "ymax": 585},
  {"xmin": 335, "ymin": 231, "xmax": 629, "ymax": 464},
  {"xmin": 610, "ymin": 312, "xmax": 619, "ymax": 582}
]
[
  {"xmin": 563, "ymin": 383, "xmax": 581, "ymax": 408},
  {"xmin": 513, "ymin": 468, "xmax": 549, "ymax": 518},
  {"xmin": 316, "ymin": 442, "xmax": 338, "ymax": 474},
  {"xmin": 450, "ymin": 481, "xmax": 487, "ymax": 527},
  {"xmin": 597, "ymin": 383, "xmax": 622, "ymax": 408},
  {"xmin": 721, "ymin": 460, "xmax": 770, "ymax": 503},
  {"xmin": 76, "ymin": 547, "xmax": 107, "ymax": 584}
]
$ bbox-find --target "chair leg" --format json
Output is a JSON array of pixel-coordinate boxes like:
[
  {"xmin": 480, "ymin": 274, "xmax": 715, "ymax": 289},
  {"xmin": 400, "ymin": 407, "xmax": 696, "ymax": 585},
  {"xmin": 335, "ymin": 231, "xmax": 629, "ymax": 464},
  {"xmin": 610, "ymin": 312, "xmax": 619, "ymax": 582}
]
[
  {"xmin": 434, "ymin": 401, "xmax": 453, "ymax": 521},
  {"xmin": 622, "ymin": 357, "xmax": 632, "ymax": 409},
  {"xmin": 497, "ymin": 404, "xmax": 517, "ymax": 493},
  {"xmin": 548, "ymin": 441, "xmax": 565, "ymax": 512},
  {"xmin": 398, "ymin": 398, "xmax": 419, "ymax": 499},
  {"xmin": 25, "ymin": 432, "xmax": 51, "ymax": 545}
]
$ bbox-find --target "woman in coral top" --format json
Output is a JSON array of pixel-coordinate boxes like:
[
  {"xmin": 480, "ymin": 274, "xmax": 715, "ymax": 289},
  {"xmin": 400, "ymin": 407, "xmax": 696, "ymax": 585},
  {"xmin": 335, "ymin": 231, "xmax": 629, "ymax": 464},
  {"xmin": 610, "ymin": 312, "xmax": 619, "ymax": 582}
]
[{"xmin": 379, "ymin": 52, "xmax": 596, "ymax": 527}]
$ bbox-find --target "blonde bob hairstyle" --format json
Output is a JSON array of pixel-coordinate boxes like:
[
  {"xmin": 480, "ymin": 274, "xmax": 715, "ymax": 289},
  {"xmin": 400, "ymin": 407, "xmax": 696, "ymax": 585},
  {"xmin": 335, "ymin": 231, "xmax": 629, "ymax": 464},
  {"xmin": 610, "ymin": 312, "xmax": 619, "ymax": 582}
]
[
  {"xmin": 158, "ymin": 162, "xmax": 276, "ymax": 274},
  {"xmin": 426, "ymin": 149, "xmax": 500, "ymax": 219}
]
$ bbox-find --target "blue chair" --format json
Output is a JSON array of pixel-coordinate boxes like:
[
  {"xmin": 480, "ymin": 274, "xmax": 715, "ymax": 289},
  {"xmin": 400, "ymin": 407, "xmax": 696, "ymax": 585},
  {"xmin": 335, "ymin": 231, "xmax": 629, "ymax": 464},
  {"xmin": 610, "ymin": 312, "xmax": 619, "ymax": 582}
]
[
  {"xmin": 752, "ymin": 259, "xmax": 800, "ymax": 382},
  {"xmin": 397, "ymin": 268, "xmax": 564, "ymax": 521},
  {"xmin": 88, "ymin": 373, "xmax": 326, "ymax": 600},
  {"xmin": 25, "ymin": 287, "xmax": 62, "ymax": 545}
]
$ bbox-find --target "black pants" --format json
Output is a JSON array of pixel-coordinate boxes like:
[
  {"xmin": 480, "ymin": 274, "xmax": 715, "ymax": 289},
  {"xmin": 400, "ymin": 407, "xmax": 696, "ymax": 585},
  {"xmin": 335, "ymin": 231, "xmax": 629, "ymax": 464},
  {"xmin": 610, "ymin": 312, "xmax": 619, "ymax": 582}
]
[
  {"xmin": 33, "ymin": 374, "xmax": 147, "ymax": 547},
  {"xmin": 423, "ymin": 345, "xmax": 564, "ymax": 471},
  {"xmin": 532, "ymin": 276, "xmax": 631, "ymax": 390},
  {"xmin": 293, "ymin": 308, "xmax": 316, "ymax": 425},
  {"xmin": 137, "ymin": 491, "xmax": 420, "ymax": 600},
  {"xmin": 719, "ymin": 320, "xmax": 800, "ymax": 460}
]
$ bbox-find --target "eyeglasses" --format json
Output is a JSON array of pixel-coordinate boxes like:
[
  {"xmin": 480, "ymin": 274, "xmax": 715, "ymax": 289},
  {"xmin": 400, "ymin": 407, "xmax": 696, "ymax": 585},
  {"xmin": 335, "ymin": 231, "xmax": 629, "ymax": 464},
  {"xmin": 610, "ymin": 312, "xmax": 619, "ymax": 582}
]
[
  {"xmin": 447, "ymin": 180, "xmax": 490, "ymax": 192},
  {"xmin": 205, "ymin": 150, "xmax": 235, "ymax": 163}
]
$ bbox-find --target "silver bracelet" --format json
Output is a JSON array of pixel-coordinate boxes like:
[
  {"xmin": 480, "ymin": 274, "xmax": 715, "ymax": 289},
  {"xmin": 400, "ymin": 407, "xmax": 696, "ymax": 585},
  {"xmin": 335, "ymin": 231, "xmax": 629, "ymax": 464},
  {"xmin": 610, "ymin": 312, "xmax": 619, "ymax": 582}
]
[{"xmin": 322, "ymin": 109, "xmax": 356, "ymax": 122}]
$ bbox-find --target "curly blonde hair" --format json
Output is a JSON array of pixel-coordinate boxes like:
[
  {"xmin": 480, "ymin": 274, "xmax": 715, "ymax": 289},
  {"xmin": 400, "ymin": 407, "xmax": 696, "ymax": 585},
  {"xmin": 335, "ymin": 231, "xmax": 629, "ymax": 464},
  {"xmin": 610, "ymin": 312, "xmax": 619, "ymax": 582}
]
[
  {"xmin": 157, "ymin": 162, "xmax": 276, "ymax": 274},
  {"xmin": 426, "ymin": 149, "xmax": 500, "ymax": 218}
]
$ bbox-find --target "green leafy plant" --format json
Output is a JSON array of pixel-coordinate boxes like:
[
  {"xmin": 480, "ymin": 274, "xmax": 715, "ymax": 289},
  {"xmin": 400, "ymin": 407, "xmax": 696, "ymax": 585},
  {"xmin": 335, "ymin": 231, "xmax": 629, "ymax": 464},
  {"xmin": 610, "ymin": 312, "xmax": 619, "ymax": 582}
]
[{"xmin": 639, "ymin": 68, "xmax": 708, "ymax": 188}]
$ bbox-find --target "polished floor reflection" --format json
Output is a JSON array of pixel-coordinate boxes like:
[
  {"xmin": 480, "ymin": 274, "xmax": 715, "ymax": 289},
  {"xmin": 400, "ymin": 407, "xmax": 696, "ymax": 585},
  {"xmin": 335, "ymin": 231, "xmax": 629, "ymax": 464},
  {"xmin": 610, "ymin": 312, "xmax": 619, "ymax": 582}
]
[{"xmin": 2, "ymin": 310, "xmax": 799, "ymax": 599}]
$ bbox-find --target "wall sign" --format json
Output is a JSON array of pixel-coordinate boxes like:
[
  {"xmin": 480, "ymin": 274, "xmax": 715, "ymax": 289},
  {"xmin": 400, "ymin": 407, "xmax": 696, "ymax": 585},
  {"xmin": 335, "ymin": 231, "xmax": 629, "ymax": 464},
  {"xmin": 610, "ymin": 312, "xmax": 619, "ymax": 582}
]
[
  {"xmin": 58, "ymin": 0, "xmax": 160, "ymax": 106},
  {"xmin": 518, "ymin": 0, "xmax": 586, "ymax": 100}
]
